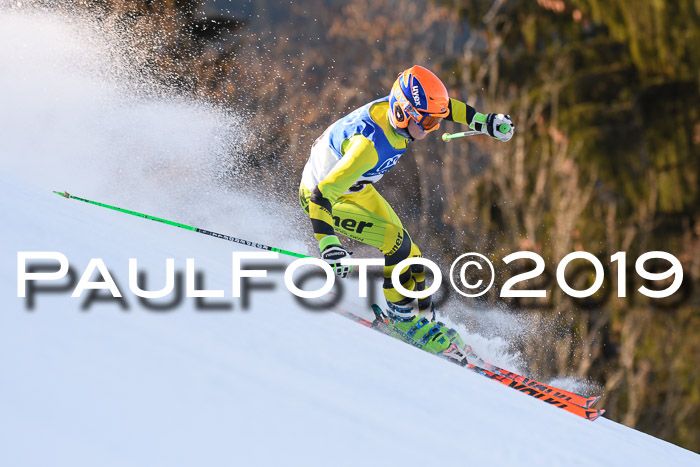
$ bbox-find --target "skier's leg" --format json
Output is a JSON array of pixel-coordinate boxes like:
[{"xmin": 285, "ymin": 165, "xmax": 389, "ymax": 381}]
[
  {"xmin": 300, "ymin": 183, "xmax": 424, "ymax": 300},
  {"xmin": 300, "ymin": 184, "xmax": 462, "ymax": 355}
]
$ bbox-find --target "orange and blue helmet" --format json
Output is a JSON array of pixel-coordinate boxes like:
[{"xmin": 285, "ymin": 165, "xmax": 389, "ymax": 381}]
[{"xmin": 388, "ymin": 65, "xmax": 450, "ymax": 133}]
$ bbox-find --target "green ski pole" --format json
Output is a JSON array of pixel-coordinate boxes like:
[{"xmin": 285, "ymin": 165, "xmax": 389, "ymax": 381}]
[
  {"xmin": 441, "ymin": 130, "xmax": 481, "ymax": 142},
  {"xmin": 442, "ymin": 123, "xmax": 512, "ymax": 142},
  {"xmin": 53, "ymin": 191, "xmax": 311, "ymax": 259}
]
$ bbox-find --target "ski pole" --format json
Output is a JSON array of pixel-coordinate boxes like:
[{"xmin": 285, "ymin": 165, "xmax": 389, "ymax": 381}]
[
  {"xmin": 441, "ymin": 130, "xmax": 481, "ymax": 141},
  {"xmin": 442, "ymin": 123, "xmax": 512, "ymax": 142},
  {"xmin": 53, "ymin": 191, "xmax": 311, "ymax": 259}
]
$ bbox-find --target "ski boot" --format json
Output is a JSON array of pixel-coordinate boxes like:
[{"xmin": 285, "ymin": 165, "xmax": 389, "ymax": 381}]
[{"xmin": 379, "ymin": 299, "xmax": 469, "ymax": 366}]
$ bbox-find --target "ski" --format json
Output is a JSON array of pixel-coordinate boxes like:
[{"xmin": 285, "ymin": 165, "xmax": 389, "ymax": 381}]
[
  {"xmin": 463, "ymin": 362, "xmax": 604, "ymax": 421},
  {"xmin": 330, "ymin": 303, "xmax": 604, "ymax": 421},
  {"xmin": 366, "ymin": 305, "xmax": 601, "ymax": 410},
  {"xmin": 464, "ymin": 354, "xmax": 601, "ymax": 409},
  {"xmin": 368, "ymin": 305, "xmax": 605, "ymax": 421}
]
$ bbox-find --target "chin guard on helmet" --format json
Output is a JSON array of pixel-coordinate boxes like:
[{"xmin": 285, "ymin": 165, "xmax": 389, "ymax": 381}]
[{"xmin": 388, "ymin": 65, "xmax": 450, "ymax": 134}]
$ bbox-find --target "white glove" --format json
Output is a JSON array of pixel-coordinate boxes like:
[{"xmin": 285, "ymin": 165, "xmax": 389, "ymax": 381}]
[
  {"xmin": 320, "ymin": 236, "xmax": 353, "ymax": 278},
  {"xmin": 471, "ymin": 112, "xmax": 515, "ymax": 142}
]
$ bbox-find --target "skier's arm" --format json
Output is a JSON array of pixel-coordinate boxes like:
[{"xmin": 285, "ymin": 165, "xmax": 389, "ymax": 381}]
[
  {"xmin": 445, "ymin": 98, "xmax": 477, "ymax": 126},
  {"xmin": 308, "ymin": 134, "xmax": 379, "ymax": 243},
  {"xmin": 445, "ymin": 97, "xmax": 515, "ymax": 142}
]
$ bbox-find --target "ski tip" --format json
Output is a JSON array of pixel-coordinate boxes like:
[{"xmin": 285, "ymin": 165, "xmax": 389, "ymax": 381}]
[
  {"xmin": 585, "ymin": 395, "xmax": 602, "ymax": 408},
  {"xmin": 587, "ymin": 409, "xmax": 605, "ymax": 421},
  {"xmin": 53, "ymin": 190, "xmax": 70, "ymax": 198}
]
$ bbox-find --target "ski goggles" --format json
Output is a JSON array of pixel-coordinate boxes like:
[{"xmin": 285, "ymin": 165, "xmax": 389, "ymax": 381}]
[
  {"xmin": 393, "ymin": 86, "xmax": 449, "ymax": 133},
  {"xmin": 401, "ymin": 101, "xmax": 447, "ymax": 133},
  {"xmin": 416, "ymin": 112, "xmax": 444, "ymax": 132}
]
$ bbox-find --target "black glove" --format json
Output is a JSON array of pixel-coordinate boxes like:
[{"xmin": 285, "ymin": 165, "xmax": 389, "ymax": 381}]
[{"xmin": 320, "ymin": 237, "xmax": 353, "ymax": 278}]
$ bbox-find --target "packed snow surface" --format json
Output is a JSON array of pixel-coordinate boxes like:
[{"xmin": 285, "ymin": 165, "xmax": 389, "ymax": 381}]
[{"xmin": 1, "ymin": 6, "xmax": 698, "ymax": 467}]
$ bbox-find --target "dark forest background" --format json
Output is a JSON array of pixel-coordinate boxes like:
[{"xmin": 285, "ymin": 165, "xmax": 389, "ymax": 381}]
[{"xmin": 53, "ymin": 0, "xmax": 699, "ymax": 452}]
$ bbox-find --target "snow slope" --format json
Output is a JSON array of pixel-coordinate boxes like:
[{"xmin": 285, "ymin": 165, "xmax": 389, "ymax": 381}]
[{"xmin": 1, "ymin": 7, "xmax": 699, "ymax": 467}]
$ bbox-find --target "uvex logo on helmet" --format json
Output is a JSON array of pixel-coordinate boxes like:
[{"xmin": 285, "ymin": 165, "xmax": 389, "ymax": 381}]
[
  {"xmin": 412, "ymin": 85, "xmax": 421, "ymax": 106},
  {"xmin": 403, "ymin": 75, "xmax": 426, "ymax": 109}
]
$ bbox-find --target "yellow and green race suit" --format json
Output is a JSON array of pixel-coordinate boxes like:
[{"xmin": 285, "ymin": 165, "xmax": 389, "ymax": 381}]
[{"xmin": 299, "ymin": 96, "xmax": 477, "ymax": 305}]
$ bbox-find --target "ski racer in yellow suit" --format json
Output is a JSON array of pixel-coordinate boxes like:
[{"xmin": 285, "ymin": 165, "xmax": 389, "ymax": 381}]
[{"xmin": 299, "ymin": 65, "xmax": 514, "ymax": 357}]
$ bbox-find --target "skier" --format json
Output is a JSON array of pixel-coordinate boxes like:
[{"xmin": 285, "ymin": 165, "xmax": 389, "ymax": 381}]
[{"xmin": 299, "ymin": 65, "xmax": 513, "ymax": 357}]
